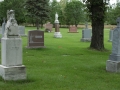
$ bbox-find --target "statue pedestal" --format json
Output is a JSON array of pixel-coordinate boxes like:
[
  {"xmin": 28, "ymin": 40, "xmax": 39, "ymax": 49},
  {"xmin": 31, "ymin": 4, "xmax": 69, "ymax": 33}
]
[
  {"xmin": 54, "ymin": 23, "xmax": 62, "ymax": 38},
  {"xmin": 0, "ymin": 38, "xmax": 26, "ymax": 80},
  {"xmin": 54, "ymin": 32, "xmax": 62, "ymax": 38}
]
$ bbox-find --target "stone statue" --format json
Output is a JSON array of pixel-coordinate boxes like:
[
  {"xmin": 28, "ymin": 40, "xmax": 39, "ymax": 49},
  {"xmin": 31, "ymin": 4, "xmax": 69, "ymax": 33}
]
[
  {"xmin": 55, "ymin": 12, "xmax": 58, "ymax": 21},
  {"xmin": 55, "ymin": 12, "xmax": 59, "ymax": 23},
  {"xmin": 4, "ymin": 10, "xmax": 19, "ymax": 38}
]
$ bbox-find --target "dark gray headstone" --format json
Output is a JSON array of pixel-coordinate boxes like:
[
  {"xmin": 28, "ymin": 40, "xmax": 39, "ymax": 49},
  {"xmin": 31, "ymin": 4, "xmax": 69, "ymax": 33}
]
[
  {"xmin": 27, "ymin": 30, "xmax": 45, "ymax": 48},
  {"xmin": 106, "ymin": 17, "xmax": 120, "ymax": 72}
]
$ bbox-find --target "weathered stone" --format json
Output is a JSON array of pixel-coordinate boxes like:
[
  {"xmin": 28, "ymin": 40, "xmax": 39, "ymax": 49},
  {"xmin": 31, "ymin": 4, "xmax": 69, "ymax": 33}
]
[
  {"xmin": 106, "ymin": 17, "xmax": 120, "ymax": 72},
  {"xmin": 68, "ymin": 26, "xmax": 78, "ymax": 33},
  {"xmin": 27, "ymin": 30, "xmax": 45, "ymax": 48}
]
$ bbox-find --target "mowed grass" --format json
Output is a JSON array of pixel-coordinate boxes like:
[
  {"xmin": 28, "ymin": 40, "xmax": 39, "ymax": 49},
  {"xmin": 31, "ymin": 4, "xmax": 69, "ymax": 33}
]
[{"xmin": 0, "ymin": 26, "xmax": 119, "ymax": 90}]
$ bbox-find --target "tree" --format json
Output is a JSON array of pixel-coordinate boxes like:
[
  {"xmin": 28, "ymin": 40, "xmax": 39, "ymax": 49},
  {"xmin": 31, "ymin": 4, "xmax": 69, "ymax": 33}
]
[
  {"xmin": 0, "ymin": 0, "xmax": 25, "ymax": 25},
  {"xmin": 25, "ymin": 0, "xmax": 50, "ymax": 30},
  {"xmin": 84, "ymin": 0, "xmax": 109, "ymax": 50},
  {"xmin": 49, "ymin": 0, "xmax": 60, "ymax": 24},
  {"xmin": 64, "ymin": 1, "xmax": 84, "ymax": 27},
  {"xmin": 107, "ymin": 2, "xmax": 120, "ymax": 25}
]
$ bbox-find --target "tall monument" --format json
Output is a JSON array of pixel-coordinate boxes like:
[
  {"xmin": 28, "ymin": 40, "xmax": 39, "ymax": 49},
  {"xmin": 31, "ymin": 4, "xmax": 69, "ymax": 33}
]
[
  {"xmin": 106, "ymin": 17, "xmax": 120, "ymax": 72},
  {"xmin": 0, "ymin": 10, "xmax": 26, "ymax": 80},
  {"xmin": 54, "ymin": 12, "xmax": 62, "ymax": 38}
]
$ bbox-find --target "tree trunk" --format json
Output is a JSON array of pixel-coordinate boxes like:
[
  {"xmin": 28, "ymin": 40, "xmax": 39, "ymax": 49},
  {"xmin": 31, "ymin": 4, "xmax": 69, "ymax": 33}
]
[
  {"xmin": 90, "ymin": 1, "xmax": 105, "ymax": 50},
  {"xmin": 36, "ymin": 19, "xmax": 39, "ymax": 30}
]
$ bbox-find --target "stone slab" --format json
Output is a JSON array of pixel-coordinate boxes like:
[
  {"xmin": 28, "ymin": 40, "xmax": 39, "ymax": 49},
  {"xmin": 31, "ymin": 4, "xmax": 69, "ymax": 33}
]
[
  {"xmin": 1, "ymin": 38, "xmax": 22, "ymax": 67},
  {"xmin": 0, "ymin": 65, "xmax": 26, "ymax": 80},
  {"xmin": 27, "ymin": 30, "xmax": 45, "ymax": 48},
  {"xmin": 106, "ymin": 60, "xmax": 120, "ymax": 72},
  {"xmin": 18, "ymin": 26, "xmax": 27, "ymax": 36},
  {"xmin": 108, "ymin": 30, "xmax": 113, "ymax": 42},
  {"xmin": 68, "ymin": 26, "xmax": 78, "ymax": 33}
]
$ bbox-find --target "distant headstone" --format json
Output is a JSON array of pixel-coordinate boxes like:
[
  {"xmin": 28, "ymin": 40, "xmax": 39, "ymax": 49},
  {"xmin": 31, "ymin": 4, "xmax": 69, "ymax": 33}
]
[
  {"xmin": 45, "ymin": 23, "xmax": 53, "ymax": 32},
  {"xmin": 18, "ymin": 26, "xmax": 27, "ymax": 36},
  {"xmin": 68, "ymin": 25, "xmax": 78, "ymax": 33},
  {"xmin": 54, "ymin": 12, "xmax": 62, "ymax": 38},
  {"xmin": 0, "ymin": 28, "xmax": 2, "ymax": 34},
  {"xmin": 80, "ymin": 22, "xmax": 91, "ymax": 42},
  {"xmin": 0, "ymin": 10, "xmax": 26, "ymax": 80},
  {"xmin": 108, "ymin": 28, "xmax": 114, "ymax": 42},
  {"xmin": 2, "ymin": 18, "xmax": 6, "ymax": 37},
  {"xmin": 106, "ymin": 17, "xmax": 120, "ymax": 72},
  {"xmin": 27, "ymin": 30, "xmax": 45, "ymax": 48}
]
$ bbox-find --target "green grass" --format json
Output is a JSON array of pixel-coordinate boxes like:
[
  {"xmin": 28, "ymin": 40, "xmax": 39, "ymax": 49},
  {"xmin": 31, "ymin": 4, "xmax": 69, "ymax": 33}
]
[{"xmin": 0, "ymin": 27, "xmax": 119, "ymax": 90}]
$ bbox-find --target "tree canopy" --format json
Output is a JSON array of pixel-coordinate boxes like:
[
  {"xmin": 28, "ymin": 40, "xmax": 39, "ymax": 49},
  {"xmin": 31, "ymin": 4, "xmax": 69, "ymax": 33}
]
[
  {"xmin": 25, "ymin": 0, "xmax": 50, "ymax": 29},
  {"xmin": 64, "ymin": 1, "xmax": 84, "ymax": 26}
]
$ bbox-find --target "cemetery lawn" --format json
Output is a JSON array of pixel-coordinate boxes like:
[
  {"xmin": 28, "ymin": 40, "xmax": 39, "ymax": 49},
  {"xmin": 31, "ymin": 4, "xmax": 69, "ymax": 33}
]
[{"xmin": 0, "ymin": 27, "xmax": 119, "ymax": 90}]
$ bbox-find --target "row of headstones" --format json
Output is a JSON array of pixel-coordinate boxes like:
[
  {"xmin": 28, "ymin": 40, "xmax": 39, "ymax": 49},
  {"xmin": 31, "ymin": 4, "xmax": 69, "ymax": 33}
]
[
  {"xmin": 45, "ymin": 22, "xmax": 92, "ymax": 42},
  {"xmin": 0, "ymin": 25, "xmax": 27, "ymax": 37}
]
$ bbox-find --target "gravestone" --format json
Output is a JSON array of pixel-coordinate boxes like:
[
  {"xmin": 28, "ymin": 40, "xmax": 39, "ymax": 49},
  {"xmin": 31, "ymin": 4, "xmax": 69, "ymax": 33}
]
[
  {"xmin": 0, "ymin": 10, "xmax": 26, "ymax": 80},
  {"xmin": 106, "ymin": 17, "xmax": 120, "ymax": 72},
  {"xmin": 108, "ymin": 28, "xmax": 114, "ymax": 42},
  {"xmin": 54, "ymin": 12, "xmax": 62, "ymax": 38},
  {"xmin": 80, "ymin": 22, "xmax": 91, "ymax": 42},
  {"xmin": 45, "ymin": 22, "xmax": 53, "ymax": 32},
  {"xmin": 68, "ymin": 25, "xmax": 78, "ymax": 33},
  {"xmin": 27, "ymin": 30, "xmax": 45, "ymax": 48},
  {"xmin": 2, "ymin": 18, "xmax": 6, "ymax": 37},
  {"xmin": 0, "ymin": 28, "xmax": 2, "ymax": 34},
  {"xmin": 18, "ymin": 26, "xmax": 27, "ymax": 36}
]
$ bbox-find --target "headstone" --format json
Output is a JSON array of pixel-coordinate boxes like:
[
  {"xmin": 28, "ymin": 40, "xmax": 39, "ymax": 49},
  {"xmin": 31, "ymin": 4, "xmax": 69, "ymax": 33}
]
[
  {"xmin": 27, "ymin": 30, "xmax": 45, "ymax": 48},
  {"xmin": 54, "ymin": 12, "xmax": 62, "ymax": 38},
  {"xmin": 18, "ymin": 26, "xmax": 27, "ymax": 36},
  {"xmin": 2, "ymin": 18, "xmax": 6, "ymax": 37},
  {"xmin": 0, "ymin": 28, "xmax": 2, "ymax": 34},
  {"xmin": 80, "ymin": 22, "xmax": 91, "ymax": 42},
  {"xmin": 108, "ymin": 28, "xmax": 114, "ymax": 42},
  {"xmin": 0, "ymin": 10, "xmax": 26, "ymax": 80},
  {"xmin": 106, "ymin": 17, "xmax": 120, "ymax": 72},
  {"xmin": 45, "ymin": 22, "xmax": 53, "ymax": 32},
  {"xmin": 68, "ymin": 25, "xmax": 78, "ymax": 33}
]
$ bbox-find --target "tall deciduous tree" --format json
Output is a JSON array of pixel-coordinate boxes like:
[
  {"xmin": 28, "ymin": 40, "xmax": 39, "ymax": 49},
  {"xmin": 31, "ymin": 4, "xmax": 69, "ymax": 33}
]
[
  {"xmin": 25, "ymin": 0, "xmax": 50, "ymax": 30},
  {"xmin": 84, "ymin": 0, "xmax": 109, "ymax": 50},
  {"xmin": 64, "ymin": 1, "xmax": 84, "ymax": 26}
]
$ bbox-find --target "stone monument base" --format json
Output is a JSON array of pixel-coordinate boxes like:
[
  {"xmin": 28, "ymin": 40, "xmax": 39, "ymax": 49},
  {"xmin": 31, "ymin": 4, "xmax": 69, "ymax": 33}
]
[
  {"xmin": 106, "ymin": 60, "xmax": 120, "ymax": 72},
  {"xmin": 0, "ymin": 65, "xmax": 26, "ymax": 80},
  {"xmin": 54, "ymin": 32, "xmax": 62, "ymax": 38},
  {"xmin": 80, "ymin": 38, "xmax": 91, "ymax": 42}
]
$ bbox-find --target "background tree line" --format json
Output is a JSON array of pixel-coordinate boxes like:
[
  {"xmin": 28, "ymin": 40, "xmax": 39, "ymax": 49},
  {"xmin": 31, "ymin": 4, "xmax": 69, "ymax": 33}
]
[{"xmin": 0, "ymin": 0, "xmax": 85, "ymax": 26}]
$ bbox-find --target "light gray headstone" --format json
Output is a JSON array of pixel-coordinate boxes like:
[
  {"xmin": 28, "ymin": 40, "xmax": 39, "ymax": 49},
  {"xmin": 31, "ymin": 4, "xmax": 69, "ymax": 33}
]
[
  {"xmin": 106, "ymin": 17, "xmax": 120, "ymax": 72},
  {"xmin": 2, "ymin": 18, "xmax": 6, "ymax": 37},
  {"xmin": 0, "ymin": 28, "xmax": 2, "ymax": 34},
  {"xmin": 108, "ymin": 29, "xmax": 114, "ymax": 42},
  {"xmin": 18, "ymin": 26, "xmax": 27, "ymax": 36},
  {"xmin": 81, "ymin": 28, "xmax": 91, "ymax": 42}
]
